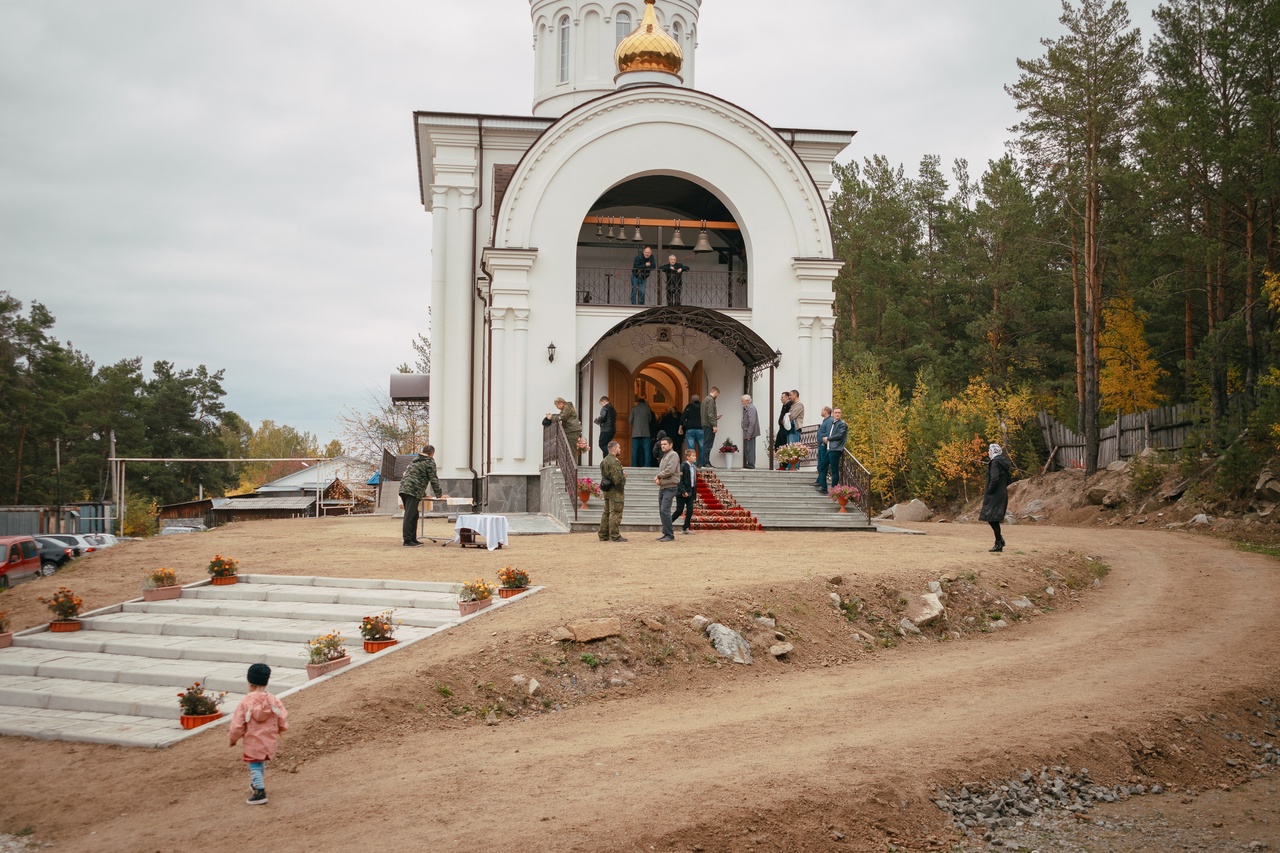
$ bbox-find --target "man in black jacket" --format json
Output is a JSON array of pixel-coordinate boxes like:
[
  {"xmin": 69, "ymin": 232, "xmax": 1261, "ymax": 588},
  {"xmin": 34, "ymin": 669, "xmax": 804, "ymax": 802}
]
[
  {"xmin": 674, "ymin": 448, "xmax": 698, "ymax": 534},
  {"xmin": 659, "ymin": 253, "xmax": 691, "ymax": 306},
  {"xmin": 631, "ymin": 246, "xmax": 654, "ymax": 305},
  {"xmin": 594, "ymin": 396, "xmax": 616, "ymax": 456}
]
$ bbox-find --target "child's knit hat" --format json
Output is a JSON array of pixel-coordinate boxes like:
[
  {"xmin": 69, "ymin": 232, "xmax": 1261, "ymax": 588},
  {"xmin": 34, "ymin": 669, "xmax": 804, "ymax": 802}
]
[{"xmin": 247, "ymin": 663, "xmax": 271, "ymax": 686}]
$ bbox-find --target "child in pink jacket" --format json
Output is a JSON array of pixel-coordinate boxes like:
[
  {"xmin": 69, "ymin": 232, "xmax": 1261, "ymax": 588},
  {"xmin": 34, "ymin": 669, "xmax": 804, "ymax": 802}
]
[{"xmin": 229, "ymin": 663, "xmax": 288, "ymax": 805}]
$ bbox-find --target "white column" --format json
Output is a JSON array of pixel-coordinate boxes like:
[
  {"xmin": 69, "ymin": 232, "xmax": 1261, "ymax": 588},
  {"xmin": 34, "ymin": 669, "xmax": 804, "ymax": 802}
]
[
  {"xmin": 512, "ymin": 308, "xmax": 531, "ymax": 461},
  {"xmin": 428, "ymin": 186, "xmax": 450, "ymax": 458},
  {"xmin": 491, "ymin": 307, "xmax": 508, "ymax": 464},
  {"xmin": 797, "ymin": 316, "xmax": 814, "ymax": 408},
  {"xmin": 815, "ymin": 317, "xmax": 835, "ymax": 408},
  {"xmin": 440, "ymin": 187, "xmax": 477, "ymax": 480}
]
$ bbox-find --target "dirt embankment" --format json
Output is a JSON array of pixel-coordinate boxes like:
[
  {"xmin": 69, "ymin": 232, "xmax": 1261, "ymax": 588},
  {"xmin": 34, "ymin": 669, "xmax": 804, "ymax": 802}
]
[{"xmin": 0, "ymin": 517, "xmax": 1278, "ymax": 852}]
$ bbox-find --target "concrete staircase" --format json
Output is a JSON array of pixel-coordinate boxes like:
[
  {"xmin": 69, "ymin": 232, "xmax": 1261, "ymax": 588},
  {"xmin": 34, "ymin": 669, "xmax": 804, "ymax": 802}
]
[
  {"xmin": 0, "ymin": 575, "xmax": 532, "ymax": 748},
  {"xmin": 548, "ymin": 466, "xmax": 873, "ymax": 532},
  {"xmin": 713, "ymin": 469, "xmax": 874, "ymax": 530}
]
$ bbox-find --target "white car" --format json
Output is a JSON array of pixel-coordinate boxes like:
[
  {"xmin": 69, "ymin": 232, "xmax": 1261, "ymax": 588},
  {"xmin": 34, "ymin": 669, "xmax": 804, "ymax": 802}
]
[
  {"xmin": 34, "ymin": 533, "xmax": 99, "ymax": 558},
  {"xmin": 84, "ymin": 533, "xmax": 119, "ymax": 548}
]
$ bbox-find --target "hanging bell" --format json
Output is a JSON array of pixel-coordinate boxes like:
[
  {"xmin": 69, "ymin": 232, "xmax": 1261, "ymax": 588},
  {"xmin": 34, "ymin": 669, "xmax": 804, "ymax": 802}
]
[
  {"xmin": 606, "ymin": 218, "xmax": 614, "ymax": 239},
  {"xmin": 669, "ymin": 219, "xmax": 686, "ymax": 247},
  {"xmin": 632, "ymin": 217, "xmax": 643, "ymax": 242},
  {"xmin": 595, "ymin": 219, "xmax": 603, "ymax": 238},
  {"xmin": 693, "ymin": 220, "xmax": 713, "ymax": 253},
  {"xmin": 616, "ymin": 217, "xmax": 628, "ymax": 241}
]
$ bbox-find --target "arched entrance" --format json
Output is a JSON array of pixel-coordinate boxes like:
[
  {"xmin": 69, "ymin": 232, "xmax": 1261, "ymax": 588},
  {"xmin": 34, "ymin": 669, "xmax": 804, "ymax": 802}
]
[{"xmin": 583, "ymin": 306, "xmax": 779, "ymax": 466}]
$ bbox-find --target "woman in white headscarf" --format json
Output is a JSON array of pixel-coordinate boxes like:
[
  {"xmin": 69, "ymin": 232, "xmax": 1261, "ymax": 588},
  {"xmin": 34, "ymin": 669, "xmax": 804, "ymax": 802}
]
[{"xmin": 978, "ymin": 443, "xmax": 1012, "ymax": 552}]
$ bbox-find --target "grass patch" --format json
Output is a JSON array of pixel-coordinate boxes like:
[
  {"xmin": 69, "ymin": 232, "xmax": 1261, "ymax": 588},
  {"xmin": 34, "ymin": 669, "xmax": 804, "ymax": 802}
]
[
  {"xmin": 1238, "ymin": 541, "xmax": 1280, "ymax": 559},
  {"xmin": 580, "ymin": 652, "xmax": 601, "ymax": 668},
  {"xmin": 435, "ymin": 683, "xmax": 453, "ymax": 698}
]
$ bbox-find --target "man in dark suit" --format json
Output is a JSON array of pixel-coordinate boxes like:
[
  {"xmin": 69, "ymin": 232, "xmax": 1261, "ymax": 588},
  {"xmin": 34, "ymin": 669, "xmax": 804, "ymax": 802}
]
[
  {"xmin": 674, "ymin": 448, "xmax": 698, "ymax": 534},
  {"xmin": 631, "ymin": 246, "xmax": 654, "ymax": 305},
  {"xmin": 825, "ymin": 408, "xmax": 849, "ymax": 488}
]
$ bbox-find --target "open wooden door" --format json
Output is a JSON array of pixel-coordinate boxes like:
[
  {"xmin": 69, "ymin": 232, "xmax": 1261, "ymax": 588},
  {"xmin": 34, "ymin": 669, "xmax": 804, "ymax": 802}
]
[
  {"xmin": 690, "ymin": 360, "xmax": 705, "ymax": 403},
  {"xmin": 609, "ymin": 360, "xmax": 633, "ymax": 465}
]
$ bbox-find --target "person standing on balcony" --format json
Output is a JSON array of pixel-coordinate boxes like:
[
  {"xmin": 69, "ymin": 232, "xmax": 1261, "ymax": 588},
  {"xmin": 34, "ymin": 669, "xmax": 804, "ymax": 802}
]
[
  {"xmin": 700, "ymin": 386, "xmax": 721, "ymax": 467},
  {"xmin": 595, "ymin": 395, "xmax": 616, "ymax": 456},
  {"xmin": 598, "ymin": 440, "xmax": 627, "ymax": 543},
  {"xmin": 628, "ymin": 396, "xmax": 653, "ymax": 467},
  {"xmin": 659, "ymin": 253, "xmax": 691, "ymax": 306},
  {"xmin": 741, "ymin": 394, "xmax": 760, "ymax": 469},
  {"xmin": 543, "ymin": 397, "xmax": 582, "ymax": 460},
  {"xmin": 814, "ymin": 406, "xmax": 833, "ymax": 493},
  {"xmin": 631, "ymin": 245, "xmax": 654, "ymax": 305},
  {"xmin": 826, "ymin": 408, "xmax": 848, "ymax": 489}
]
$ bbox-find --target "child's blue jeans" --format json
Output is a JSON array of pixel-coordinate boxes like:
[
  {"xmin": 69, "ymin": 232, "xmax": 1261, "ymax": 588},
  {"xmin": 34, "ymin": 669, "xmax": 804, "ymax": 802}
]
[{"xmin": 249, "ymin": 760, "xmax": 265, "ymax": 790}]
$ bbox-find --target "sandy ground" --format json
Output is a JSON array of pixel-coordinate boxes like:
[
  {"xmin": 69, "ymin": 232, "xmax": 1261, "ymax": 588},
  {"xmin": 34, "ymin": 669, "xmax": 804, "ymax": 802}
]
[{"xmin": 1, "ymin": 516, "xmax": 1279, "ymax": 852}]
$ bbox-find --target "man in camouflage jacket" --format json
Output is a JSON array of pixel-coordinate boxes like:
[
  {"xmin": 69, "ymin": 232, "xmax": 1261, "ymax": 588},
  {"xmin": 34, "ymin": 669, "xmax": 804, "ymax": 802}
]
[
  {"xmin": 399, "ymin": 445, "xmax": 443, "ymax": 547},
  {"xmin": 543, "ymin": 397, "xmax": 582, "ymax": 459},
  {"xmin": 598, "ymin": 440, "xmax": 627, "ymax": 542}
]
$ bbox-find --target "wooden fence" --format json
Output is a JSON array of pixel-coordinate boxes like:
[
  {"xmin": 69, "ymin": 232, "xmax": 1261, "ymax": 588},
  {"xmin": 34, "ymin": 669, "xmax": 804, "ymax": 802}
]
[{"xmin": 1038, "ymin": 403, "xmax": 1199, "ymax": 470}]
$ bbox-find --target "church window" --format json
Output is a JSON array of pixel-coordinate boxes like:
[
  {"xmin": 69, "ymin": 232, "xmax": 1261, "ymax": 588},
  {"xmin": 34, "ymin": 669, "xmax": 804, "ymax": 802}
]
[
  {"xmin": 615, "ymin": 10, "xmax": 631, "ymax": 44},
  {"xmin": 672, "ymin": 20, "xmax": 682, "ymax": 42},
  {"xmin": 558, "ymin": 16, "xmax": 570, "ymax": 83}
]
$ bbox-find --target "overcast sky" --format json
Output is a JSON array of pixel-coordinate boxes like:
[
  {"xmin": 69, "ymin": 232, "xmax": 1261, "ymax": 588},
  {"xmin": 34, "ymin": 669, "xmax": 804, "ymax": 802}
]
[{"xmin": 0, "ymin": 0, "xmax": 1161, "ymax": 444}]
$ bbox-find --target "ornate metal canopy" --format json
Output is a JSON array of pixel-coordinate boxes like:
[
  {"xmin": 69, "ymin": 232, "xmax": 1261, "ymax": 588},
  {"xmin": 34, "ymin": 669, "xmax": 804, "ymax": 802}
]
[{"xmin": 583, "ymin": 306, "xmax": 780, "ymax": 376}]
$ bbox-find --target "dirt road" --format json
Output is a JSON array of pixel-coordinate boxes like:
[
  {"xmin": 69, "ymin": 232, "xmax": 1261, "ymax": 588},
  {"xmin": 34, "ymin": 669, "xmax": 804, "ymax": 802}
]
[{"xmin": 1, "ymin": 518, "xmax": 1277, "ymax": 852}]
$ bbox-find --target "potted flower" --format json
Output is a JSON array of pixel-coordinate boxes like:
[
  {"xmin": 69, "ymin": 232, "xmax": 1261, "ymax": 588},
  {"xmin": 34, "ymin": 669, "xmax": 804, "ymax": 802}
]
[
  {"xmin": 177, "ymin": 680, "xmax": 227, "ymax": 729},
  {"xmin": 359, "ymin": 610, "xmax": 400, "ymax": 653},
  {"xmin": 718, "ymin": 438, "xmax": 739, "ymax": 453},
  {"xmin": 828, "ymin": 483, "xmax": 862, "ymax": 513},
  {"xmin": 38, "ymin": 587, "xmax": 85, "ymax": 632},
  {"xmin": 497, "ymin": 565, "xmax": 530, "ymax": 598},
  {"xmin": 304, "ymin": 630, "xmax": 351, "ymax": 678},
  {"xmin": 0, "ymin": 610, "xmax": 12, "ymax": 649},
  {"xmin": 208, "ymin": 554, "xmax": 239, "ymax": 585},
  {"xmin": 458, "ymin": 578, "xmax": 496, "ymax": 616},
  {"xmin": 142, "ymin": 567, "xmax": 182, "ymax": 601},
  {"xmin": 576, "ymin": 477, "xmax": 601, "ymax": 509},
  {"xmin": 776, "ymin": 442, "xmax": 810, "ymax": 470},
  {"xmin": 576, "ymin": 436, "xmax": 590, "ymax": 456}
]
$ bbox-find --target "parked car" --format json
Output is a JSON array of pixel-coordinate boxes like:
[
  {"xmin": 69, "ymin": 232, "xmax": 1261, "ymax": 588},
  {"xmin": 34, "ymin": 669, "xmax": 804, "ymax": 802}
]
[
  {"xmin": 33, "ymin": 533, "xmax": 97, "ymax": 558},
  {"xmin": 38, "ymin": 540, "xmax": 75, "ymax": 575},
  {"xmin": 84, "ymin": 533, "xmax": 119, "ymax": 548},
  {"xmin": 0, "ymin": 535, "xmax": 43, "ymax": 588},
  {"xmin": 158, "ymin": 526, "xmax": 204, "ymax": 536}
]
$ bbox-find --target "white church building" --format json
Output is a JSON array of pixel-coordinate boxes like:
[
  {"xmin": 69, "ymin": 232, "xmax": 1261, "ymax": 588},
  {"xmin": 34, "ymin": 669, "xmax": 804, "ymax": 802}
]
[{"xmin": 414, "ymin": 0, "xmax": 853, "ymax": 511}]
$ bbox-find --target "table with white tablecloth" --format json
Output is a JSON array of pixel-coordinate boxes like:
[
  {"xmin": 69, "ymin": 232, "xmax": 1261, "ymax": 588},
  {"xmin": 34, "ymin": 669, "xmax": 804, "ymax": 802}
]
[{"xmin": 453, "ymin": 514, "xmax": 509, "ymax": 550}]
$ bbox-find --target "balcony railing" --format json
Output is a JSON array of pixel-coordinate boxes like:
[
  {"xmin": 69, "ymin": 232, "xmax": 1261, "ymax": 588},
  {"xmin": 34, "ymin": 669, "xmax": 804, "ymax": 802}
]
[{"xmin": 576, "ymin": 267, "xmax": 749, "ymax": 309}]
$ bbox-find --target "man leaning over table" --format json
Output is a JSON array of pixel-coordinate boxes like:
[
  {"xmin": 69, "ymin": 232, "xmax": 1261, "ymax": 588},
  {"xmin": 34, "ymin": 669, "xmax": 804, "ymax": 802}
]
[{"xmin": 400, "ymin": 445, "xmax": 446, "ymax": 547}]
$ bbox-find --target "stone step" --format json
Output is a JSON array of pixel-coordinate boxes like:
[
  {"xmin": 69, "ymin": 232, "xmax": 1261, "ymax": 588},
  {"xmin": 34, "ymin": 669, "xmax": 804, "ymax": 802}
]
[
  {"xmin": 107, "ymin": 599, "xmax": 456, "ymax": 630},
  {"xmin": 0, "ymin": 704, "xmax": 194, "ymax": 748},
  {"xmin": 0, "ymin": 673, "xmax": 251, "ymax": 720},
  {"xmin": 0, "ymin": 645, "xmax": 308, "ymax": 693},
  {"xmin": 181, "ymin": 581, "xmax": 459, "ymax": 611}
]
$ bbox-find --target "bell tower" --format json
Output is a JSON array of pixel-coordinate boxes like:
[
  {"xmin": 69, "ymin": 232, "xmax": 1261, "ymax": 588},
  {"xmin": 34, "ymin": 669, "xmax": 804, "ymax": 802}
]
[{"xmin": 530, "ymin": 0, "xmax": 700, "ymax": 118}]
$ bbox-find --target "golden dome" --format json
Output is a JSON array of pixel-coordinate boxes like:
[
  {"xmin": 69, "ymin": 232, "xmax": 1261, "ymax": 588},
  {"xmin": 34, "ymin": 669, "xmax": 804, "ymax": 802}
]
[{"xmin": 615, "ymin": 0, "xmax": 683, "ymax": 76}]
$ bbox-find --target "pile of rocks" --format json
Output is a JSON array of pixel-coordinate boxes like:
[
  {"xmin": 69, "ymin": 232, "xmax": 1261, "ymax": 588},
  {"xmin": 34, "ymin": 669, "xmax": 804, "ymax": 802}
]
[{"xmin": 935, "ymin": 766, "xmax": 1164, "ymax": 840}]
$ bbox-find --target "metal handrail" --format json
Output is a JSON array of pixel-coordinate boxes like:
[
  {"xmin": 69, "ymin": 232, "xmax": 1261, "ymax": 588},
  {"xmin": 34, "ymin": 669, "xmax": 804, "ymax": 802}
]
[
  {"xmin": 839, "ymin": 450, "xmax": 873, "ymax": 519},
  {"xmin": 575, "ymin": 267, "xmax": 749, "ymax": 309},
  {"xmin": 542, "ymin": 422, "xmax": 579, "ymax": 520}
]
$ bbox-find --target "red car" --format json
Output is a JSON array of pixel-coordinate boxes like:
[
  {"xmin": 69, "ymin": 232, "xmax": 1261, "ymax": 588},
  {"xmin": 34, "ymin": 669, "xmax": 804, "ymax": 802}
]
[{"xmin": 0, "ymin": 535, "xmax": 43, "ymax": 589}]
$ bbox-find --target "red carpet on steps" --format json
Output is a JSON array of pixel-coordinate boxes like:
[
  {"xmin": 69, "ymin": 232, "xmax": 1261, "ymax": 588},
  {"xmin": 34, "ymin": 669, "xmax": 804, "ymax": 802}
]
[{"xmin": 690, "ymin": 471, "xmax": 764, "ymax": 531}]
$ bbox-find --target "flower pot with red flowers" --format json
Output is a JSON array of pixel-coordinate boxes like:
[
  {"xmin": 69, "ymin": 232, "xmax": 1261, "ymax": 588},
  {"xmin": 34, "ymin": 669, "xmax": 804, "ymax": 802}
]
[
  {"xmin": 304, "ymin": 631, "xmax": 351, "ymax": 678},
  {"xmin": 497, "ymin": 565, "xmax": 531, "ymax": 598},
  {"xmin": 576, "ymin": 477, "xmax": 602, "ymax": 509},
  {"xmin": 457, "ymin": 578, "xmax": 496, "ymax": 615},
  {"xmin": 38, "ymin": 587, "xmax": 84, "ymax": 632},
  {"xmin": 208, "ymin": 554, "xmax": 239, "ymax": 585},
  {"xmin": 359, "ymin": 610, "xmax": 400, "ymax": 653},
  {"xmin": 0, "ymin": 610, "xmax": 12, "ymax": 649},
  {"xmin": 142, "ymin": 567, "xmax": 183, "ymax": 601},
  {"xmin": 177, "ymin": 680, "xmax": 227, "ymax": 728},
  {"xmin": 828, "ymin": 484, "xmax": 862, "ymax": 514}
]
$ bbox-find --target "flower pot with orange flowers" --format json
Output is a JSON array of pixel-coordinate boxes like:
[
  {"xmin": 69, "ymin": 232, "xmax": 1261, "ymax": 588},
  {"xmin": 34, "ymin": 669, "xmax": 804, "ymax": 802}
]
[
  {"xmin": 305, "ymin": 631, "xmax": 351, "ymax": 678},
  {"xmin": 457, "ymin": 578, "xmax": 496, "ymax": 615},
  {"xmin": 38, "ymin": 587, "xmax": 84, "ymax": 632},
  {"xmin": 142, "ymin": 567, "xmax": 183, "ymax": 601},
  {"xmin": 497, "ymin": 565, "xmax": 531, "ymax": 598},
  {"xmin": 359, "ymin": 610, "xmax": 400, "ymax": 653},
  {"xmin": 208, "ymin": 554, "xmax": 239, "ymax": 585}
]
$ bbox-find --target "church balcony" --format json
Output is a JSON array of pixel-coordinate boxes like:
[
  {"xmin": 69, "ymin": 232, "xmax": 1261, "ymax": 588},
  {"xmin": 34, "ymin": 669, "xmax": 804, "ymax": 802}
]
[{"xmin": 575, "ymin": 267, "xmax": 749, "ymax": 309}]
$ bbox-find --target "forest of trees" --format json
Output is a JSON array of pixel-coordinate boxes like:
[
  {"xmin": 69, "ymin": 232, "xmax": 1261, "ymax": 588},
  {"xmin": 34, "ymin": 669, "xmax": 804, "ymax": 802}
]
[
  {"xmin": 0, "ymin": 292, "xmax": 340, "ymax": 531},
  {"xmin": 830, "ymin": 0, "xmax": 1278, "ymax": 504}
]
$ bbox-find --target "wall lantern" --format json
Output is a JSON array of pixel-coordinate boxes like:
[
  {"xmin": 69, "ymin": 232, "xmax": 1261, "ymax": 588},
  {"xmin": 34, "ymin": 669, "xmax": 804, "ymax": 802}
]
[
  {"xmin": 548, "ymin": 342, "xmax": 557, "ymax": 363},
  {"xmin": 773, "ymin": 348, "xmax": 782, "ymax": 365}
]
